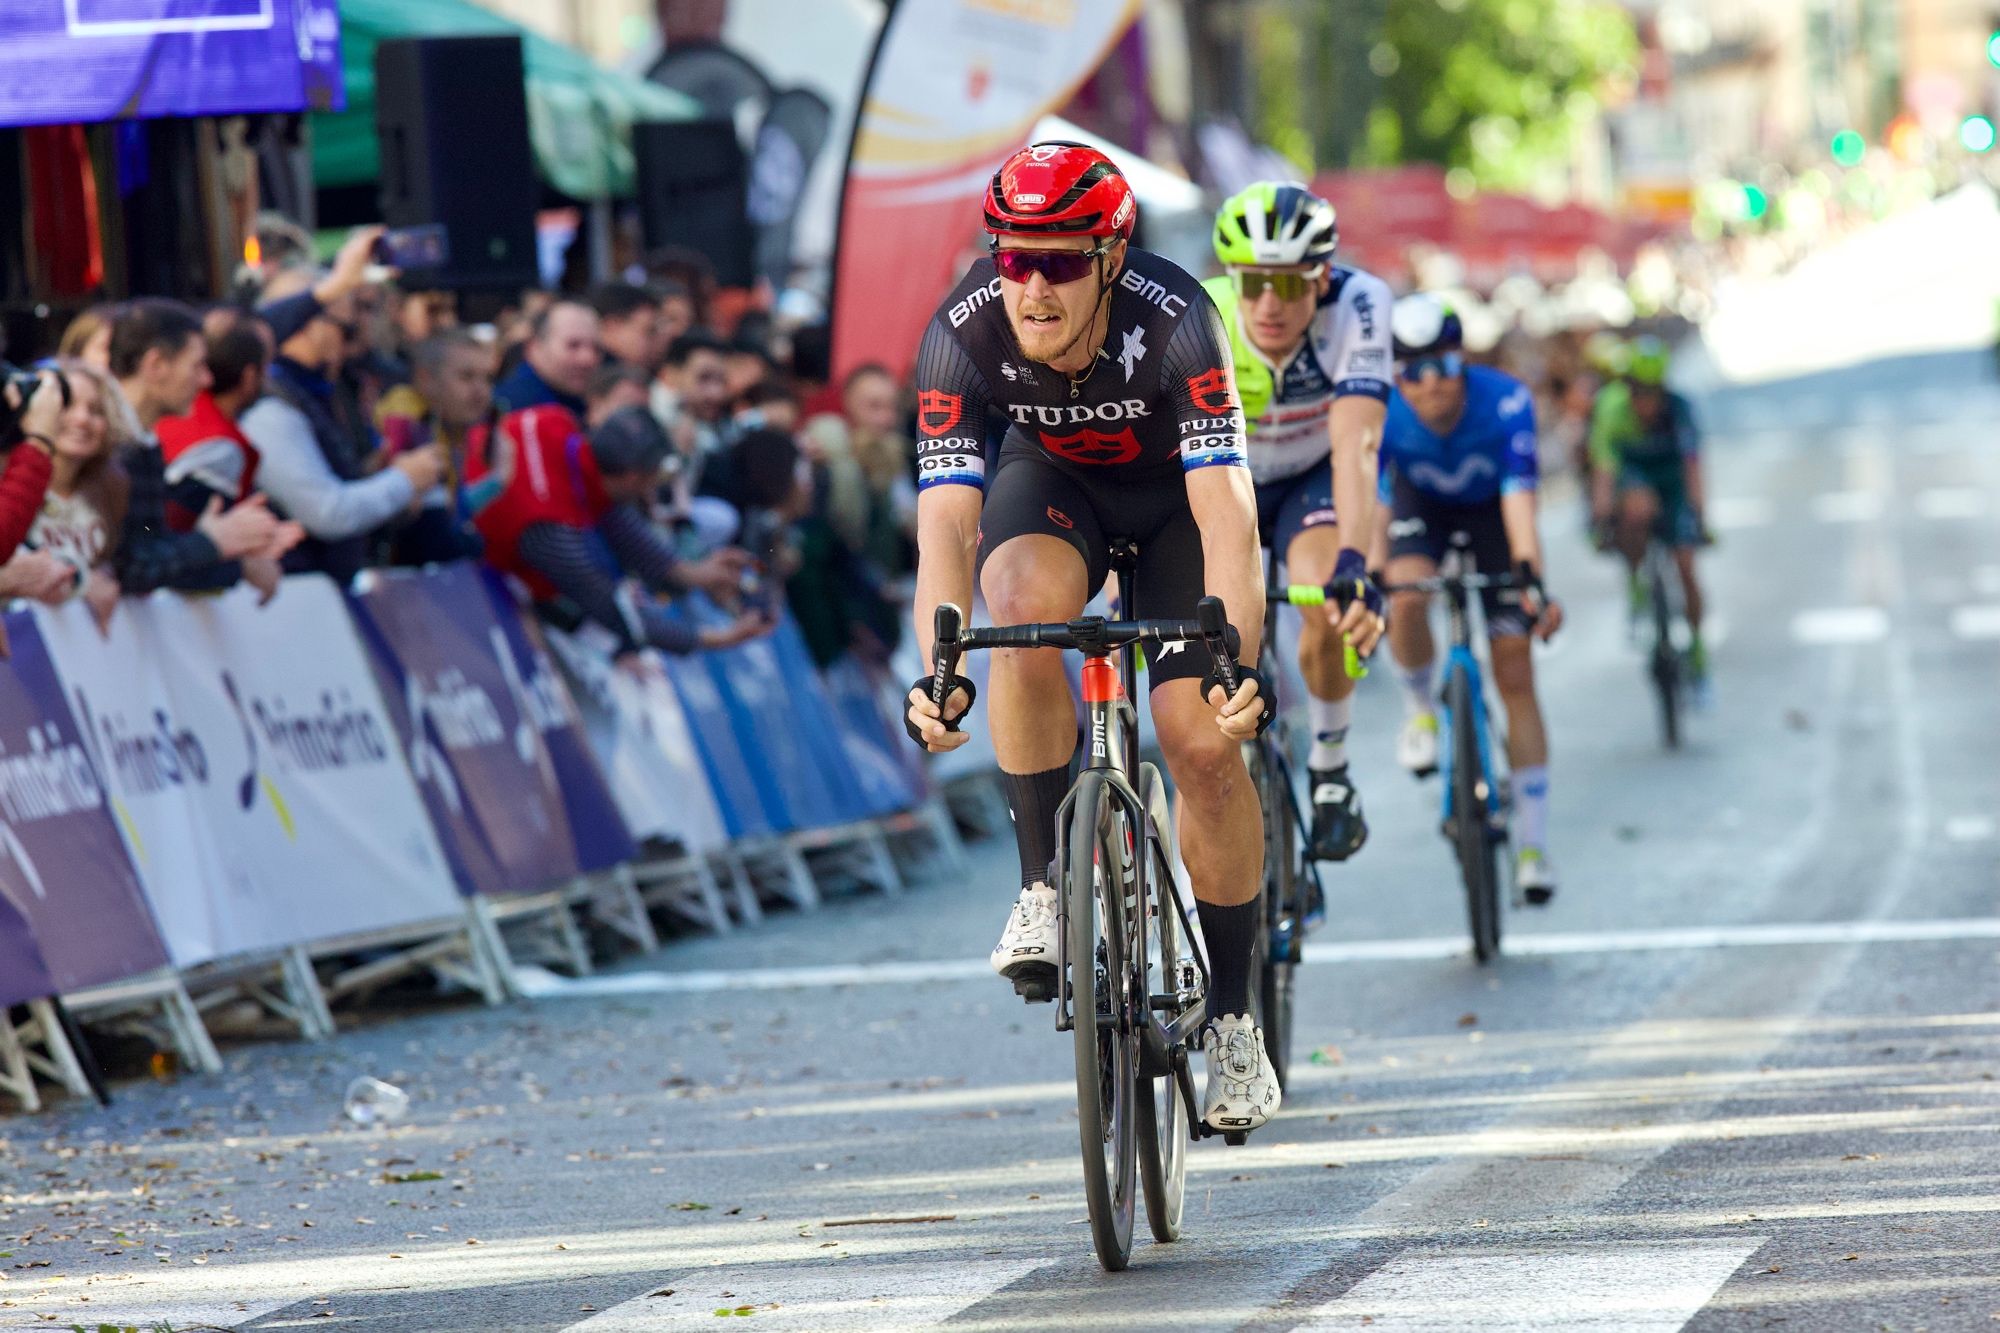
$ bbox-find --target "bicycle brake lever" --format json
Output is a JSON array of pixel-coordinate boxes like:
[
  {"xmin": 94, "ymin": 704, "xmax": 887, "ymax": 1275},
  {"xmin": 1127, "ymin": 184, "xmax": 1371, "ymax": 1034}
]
[
  {"xmin": 931, "ymin": 603, "xmax": 964, "ymax": 715},
  {"xmin": 1196, "ymin": 596, "xmax": 1239, "ymax": 696}
]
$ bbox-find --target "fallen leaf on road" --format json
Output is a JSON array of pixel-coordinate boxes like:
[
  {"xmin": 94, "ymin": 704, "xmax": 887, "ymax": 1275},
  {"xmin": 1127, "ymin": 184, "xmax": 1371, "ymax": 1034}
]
[
  {"xmin": 1844, "ymin": 1254, "xmax": 1859, "ymax": 1261},
  {"xmin": 673, "ymin": 1202, "xmax": 711, "ymax": 1212},
  {"xmin": 1762, "ymin": 1266, "xmax": 1780, "ymax": 1274},
  {"xmin": 1457, "ymin": 1013, "xmax": 1478, "ymax": 1027},
  {"xmin": 384, "ymin": 1171, "xmax": 443, "ymax": 1183},
  {"xmin": 821, "ymin": 1215, "xmax": 956, "ymax": 1228},
  {"xmin": 648, "ymin": 1288, "xmax": 674, "ymax": 1297}
]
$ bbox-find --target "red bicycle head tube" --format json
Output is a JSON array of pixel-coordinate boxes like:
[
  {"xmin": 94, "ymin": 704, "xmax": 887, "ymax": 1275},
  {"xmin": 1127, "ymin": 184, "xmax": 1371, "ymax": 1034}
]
[{"xmin": 1080, "ymin": 655, "xmax": 1124, "ymax": 705}]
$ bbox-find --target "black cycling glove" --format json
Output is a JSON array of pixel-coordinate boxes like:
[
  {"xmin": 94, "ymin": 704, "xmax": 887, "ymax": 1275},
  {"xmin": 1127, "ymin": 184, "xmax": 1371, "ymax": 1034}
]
[
  {"xmin": 905, "ymin": 672, "xmax": 977, "ymax": 749},
  {"xmin": 1199, "ymin": 661, "xmax": 1273, "ymax": 737},
  {"xmin": 1327, "ymin": 547, "xmax": 1384, "ymax": 620}
]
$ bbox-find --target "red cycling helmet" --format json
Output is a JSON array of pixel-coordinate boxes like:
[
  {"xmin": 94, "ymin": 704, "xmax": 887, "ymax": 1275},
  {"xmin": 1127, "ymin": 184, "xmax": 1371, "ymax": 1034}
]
[{"xmin": 984, "ymin": 141, "xmax": 1137, "ymax": 240}]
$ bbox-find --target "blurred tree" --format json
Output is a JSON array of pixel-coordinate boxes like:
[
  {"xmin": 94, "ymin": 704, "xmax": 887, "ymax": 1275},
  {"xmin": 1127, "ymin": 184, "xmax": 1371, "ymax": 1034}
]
[{"xmin": 1357, "ymin": 0, "xmax": 1637, "ymax": 191}]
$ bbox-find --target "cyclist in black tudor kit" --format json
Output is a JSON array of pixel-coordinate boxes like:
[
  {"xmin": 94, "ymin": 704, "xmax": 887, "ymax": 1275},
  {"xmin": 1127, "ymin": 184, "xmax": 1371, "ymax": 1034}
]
[{"xmin": 903, "ymin": 142, "xmax": 1293, "ymax": 1132}]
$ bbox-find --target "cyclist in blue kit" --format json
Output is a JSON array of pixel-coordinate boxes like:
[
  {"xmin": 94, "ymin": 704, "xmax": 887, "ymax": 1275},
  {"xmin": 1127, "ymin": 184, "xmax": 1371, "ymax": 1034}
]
[{"xmin": 1376, "ymin": 294, "xmax": 1564, "ymax": 902}]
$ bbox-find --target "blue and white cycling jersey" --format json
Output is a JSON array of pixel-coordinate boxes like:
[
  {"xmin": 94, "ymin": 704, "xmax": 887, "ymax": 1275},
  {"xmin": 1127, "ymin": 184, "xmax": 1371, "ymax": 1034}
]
[{"xmin": 1380, "ymin": 364, "xmax": 1538, "ymax": 506}]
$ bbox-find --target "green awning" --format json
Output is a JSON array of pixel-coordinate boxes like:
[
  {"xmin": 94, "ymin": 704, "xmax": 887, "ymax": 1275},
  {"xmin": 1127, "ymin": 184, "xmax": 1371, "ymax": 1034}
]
[{"xmin": 312, "ymin": 0, "xmax": 697, "ymax": 201}]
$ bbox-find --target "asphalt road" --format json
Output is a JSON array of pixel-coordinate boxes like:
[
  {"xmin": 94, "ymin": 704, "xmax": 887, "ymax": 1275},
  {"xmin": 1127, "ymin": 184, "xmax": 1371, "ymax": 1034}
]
[{"xmin": 6, "ymin": 346, "xmax": 2000, "ymax": 1331}]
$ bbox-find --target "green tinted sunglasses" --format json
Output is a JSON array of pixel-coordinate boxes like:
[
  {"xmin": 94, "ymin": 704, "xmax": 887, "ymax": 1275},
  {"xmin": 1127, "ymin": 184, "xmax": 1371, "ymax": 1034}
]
[{"xmin": 1232, "ymin": 267, "xmax": 1324, "ymax": 302}]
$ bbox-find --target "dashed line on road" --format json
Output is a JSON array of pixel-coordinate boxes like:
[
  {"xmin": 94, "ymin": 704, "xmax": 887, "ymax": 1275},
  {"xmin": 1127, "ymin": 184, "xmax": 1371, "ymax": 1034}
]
[
  {"xmin": 1294, "ymin": 1239, "xmax": 1768, "ymax": 1332},
  {"xmin": 1949, "ymin": 604, "xmax": 2000, "ymax": 640},
  {"xmin": 513, "ymin": 918, "xmax": 2000, "ymax": 999},
  {"xmin": 1791, "ymin": 606, "xmax": 1889, "ymax": 645},
  {"xmin": 1810, "ymin": 490, "xmax": 1883, "ymax": 523},
  {"xmin": 558, "ymin": 1258, "xmax": 1051, "ymax": 1331},
  {"xmin": 1915, "ymin": 487, "xmax": 1990, "ymax": 520}
]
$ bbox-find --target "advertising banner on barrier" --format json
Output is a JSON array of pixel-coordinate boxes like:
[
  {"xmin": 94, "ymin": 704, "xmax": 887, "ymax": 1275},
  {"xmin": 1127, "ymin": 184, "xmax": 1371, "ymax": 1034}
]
[
  {"xmin": 544, "ymin": 627, "xmax": 729, "ymax": 855},
  {"xmin": 475, "ymin": 572, "xmax": 636, "ymax": 874},
  {"xmin": 0, "ymin": 611, "xmax": 167, "ymax": 992},
  {"xmin": 819, "ymin": 655, "xmax": 923, "ymax": 818},
  {"xmin": 37, "ymin": 580, "xmax": 461, "ymax": 966},
  {"xmin": 0, "ymin": 890, "xmax": 55, "ymax": 1007},
  {"xmin": 351, "ymin": 566, "xmax": 577, "ymax": 897}
]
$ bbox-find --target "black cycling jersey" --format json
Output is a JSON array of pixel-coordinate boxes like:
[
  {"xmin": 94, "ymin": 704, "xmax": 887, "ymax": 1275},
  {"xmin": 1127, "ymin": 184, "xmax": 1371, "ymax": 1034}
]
[{"xmin": 912, "ymin": 248, "xmax": 1248, "ymax": 489}]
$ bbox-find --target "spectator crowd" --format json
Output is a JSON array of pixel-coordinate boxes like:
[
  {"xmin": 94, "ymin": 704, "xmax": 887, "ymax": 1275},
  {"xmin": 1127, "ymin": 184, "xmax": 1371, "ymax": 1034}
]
[{"xmin": 0, "ymin": 221, "xmax": 922, "ymax": 675}]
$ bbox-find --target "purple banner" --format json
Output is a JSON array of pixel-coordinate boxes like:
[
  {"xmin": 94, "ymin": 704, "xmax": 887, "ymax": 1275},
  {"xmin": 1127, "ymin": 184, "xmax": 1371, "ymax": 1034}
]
[
  {"xmin": 0, "ymin": 0, "xmax": 345, "ymax": 129},
  {"xmin": 476, "ymin": 570, "xmax": 637, "ymax": 875},
  {"xmin": 0, "ymin": 891, "xmax": 56, "ymax": 1008},
  {"xmin": 351, "ymin": 566, "xmax": 579, "ymax": 899},
  {"xmin": 0, "ymin": 611, "xmax": 167, "ymax": 992}
]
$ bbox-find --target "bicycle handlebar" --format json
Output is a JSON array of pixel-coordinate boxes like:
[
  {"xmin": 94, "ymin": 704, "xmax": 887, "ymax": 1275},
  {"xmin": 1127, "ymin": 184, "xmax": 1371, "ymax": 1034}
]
[
  {"xmin": 934, "ymin": 596, "xmax": 1241, "ymax": 674},
  {"xmin": 1267, "ymin": 584, "xmax": 1368, "ymax": 680}
]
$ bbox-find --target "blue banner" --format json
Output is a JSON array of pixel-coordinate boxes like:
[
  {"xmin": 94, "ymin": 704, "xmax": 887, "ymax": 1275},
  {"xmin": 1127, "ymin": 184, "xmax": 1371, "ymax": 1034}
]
[
  {"xmin": 693, "ymin": 603, "xmax": 843, "ymax": 832},
  {"xmin": 351, "ymin": 567, "xmax": 579, "ymax": 898},
  {"xmin": 818, "ymin": 655, "xmax": 922, "ymax": 819},
  {"xmin": 476, "ymin": 571, "xmax": 637, "ymax": 874},
  {"xmin": 659, "ymin": 642, "xmax": 774, "ymax": 840},
  {"xmin": 0, "ymin": 611, "xmax": 168, "ymax": 992},
  {"xmin": 0, "ymin": 0, "xmax": 344, "ymax": 128}
]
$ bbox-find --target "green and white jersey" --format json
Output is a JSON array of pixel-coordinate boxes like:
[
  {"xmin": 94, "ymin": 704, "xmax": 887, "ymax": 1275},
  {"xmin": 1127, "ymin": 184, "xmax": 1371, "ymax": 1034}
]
[{"xmin": 1202, "ymin": 264, "xmax": 1394, "ymax": 486}]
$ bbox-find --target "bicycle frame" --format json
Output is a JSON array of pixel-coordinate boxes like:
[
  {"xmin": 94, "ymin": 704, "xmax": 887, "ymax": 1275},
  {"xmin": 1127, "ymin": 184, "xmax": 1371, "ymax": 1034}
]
[{"xmin": 1434, "ymin": 571, "xmax": 1506, "ymax": 832}]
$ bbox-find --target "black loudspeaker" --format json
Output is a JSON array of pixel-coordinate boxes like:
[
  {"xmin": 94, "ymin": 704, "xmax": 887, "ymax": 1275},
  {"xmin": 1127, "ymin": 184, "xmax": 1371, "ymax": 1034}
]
[
  {"xmin": 375, "ymin": 35, "xmax": 539, "ymax": 292},
  {"xmin": 635, "ymin": 118, "xmax": 754, "ymax": 288}
]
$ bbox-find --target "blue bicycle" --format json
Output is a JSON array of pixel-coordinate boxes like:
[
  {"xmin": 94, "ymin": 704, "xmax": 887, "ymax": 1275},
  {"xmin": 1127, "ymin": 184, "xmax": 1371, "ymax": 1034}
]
[{"xmin": 1387, "ymin": 540, "xmax": 1523, "ymax": 964}]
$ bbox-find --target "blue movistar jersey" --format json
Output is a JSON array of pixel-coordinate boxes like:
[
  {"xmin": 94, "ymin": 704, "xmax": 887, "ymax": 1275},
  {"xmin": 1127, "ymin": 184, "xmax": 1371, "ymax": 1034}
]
[{"xmin": 1380, "ymin": 364, "xmax": 1538, "ymax": 506}]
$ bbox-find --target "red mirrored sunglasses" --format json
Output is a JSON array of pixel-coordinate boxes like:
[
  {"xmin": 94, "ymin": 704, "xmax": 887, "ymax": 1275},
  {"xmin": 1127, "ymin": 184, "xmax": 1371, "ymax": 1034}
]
[{"xmin": 991, "ymin": 242, "xmax": 1115, "ymax": 286}]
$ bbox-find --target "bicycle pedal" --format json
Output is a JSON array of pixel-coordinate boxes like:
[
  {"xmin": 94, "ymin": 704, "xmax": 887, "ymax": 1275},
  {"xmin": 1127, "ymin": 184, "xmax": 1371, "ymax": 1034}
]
[
  {"xmin": 1222, "ymin": 1131, "xmax": 1248, "ymax": 1147},
  {"xmin": 1523, "ymin": 886, "xmax": 1554, "ymax": 907},
  {"xmin": 1007, "ymin": 964, "xmax": 1058, "ymax": 1003}
]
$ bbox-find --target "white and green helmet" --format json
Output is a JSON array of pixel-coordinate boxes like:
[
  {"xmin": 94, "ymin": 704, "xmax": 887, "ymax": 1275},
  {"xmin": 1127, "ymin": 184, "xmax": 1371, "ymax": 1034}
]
[{"xmin": 1213, "ymin": 181, "xmax": 1339, "ymax": 268}]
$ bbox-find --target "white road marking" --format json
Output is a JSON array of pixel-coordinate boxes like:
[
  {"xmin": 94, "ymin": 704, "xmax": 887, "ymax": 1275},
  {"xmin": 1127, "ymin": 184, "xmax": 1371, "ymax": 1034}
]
[
  {"xmin": 1945, "ymin": 815, "xmax": 1996, "ymax": 842},
  {"xmin": 560, "ymin": 1258, "xmax": 1050, "ymax": 1331},
  {"xmin": 1706, "ymin": 496, "xmax": 1771, "ymax": 531},
  {"xmin": 1791, "ymin": 606, "xmax": 1889, "ymax": 644},
  {"xmin": 516, "ymin": 918, "xmax": 2000, "ymax": 998},
  {"xmin": 1915, "ymin": 487, "xmax": 1989, "ymax": 519},
  {"xmin": 1950, "ymin": 604, "xmax": 2000, "ymax": 640},
  {"xmin": 1811, "ymin": 490, "xmax": 1882, "ymax": 523},
  {"xmin": 0, "ymin": 1296, "xmax": 290, "ymax": 1330},
  {"xmin": 1297, "ymin": 1239, "xmax": 1767, "ymax": 1332}
]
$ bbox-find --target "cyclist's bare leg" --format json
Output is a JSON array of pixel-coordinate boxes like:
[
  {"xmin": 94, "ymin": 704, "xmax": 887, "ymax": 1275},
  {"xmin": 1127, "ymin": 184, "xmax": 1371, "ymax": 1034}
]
[
  {"xmin": 1151, "ymin": 680, "xmax": 1261, "ymax": 907},
  {"xmin": 1386, "ymin": 553, "xmax": 1440, "ymax": 713},
  {"xmin": 1673, "ymin": 545, "xmax": 1705, "ymax": 630},
  {"xmin": 1152, "ymin": 678, "xmax": 1264, "ymax": 1030},
  {"xmin": 1491, "ymin": 636, "xmax": 1546, "ymax": 769},
  {"xmin": 981, "ymin": 535, "xmax": 1090, "ymax": 892},
  {"xmin": 1614, "ymin": 486, "xmax": 1659, "ymax": 568},
  {"xmin": 1285, "ymin": 526, "xmax": 1354, "ymax": 707}
]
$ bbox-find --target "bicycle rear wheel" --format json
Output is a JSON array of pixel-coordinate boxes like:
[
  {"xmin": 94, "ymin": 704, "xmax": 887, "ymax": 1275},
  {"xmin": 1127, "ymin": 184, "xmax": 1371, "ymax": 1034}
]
[
  {"xmin": 1446, "ymin": 665, "xmax": 1502, "ymax": 964},
  {"xmin": 1246, "ymin": 742, "xmax": 1296, "ymax": 1091},
  {"xmin": 1133, "ymin": 763, "xmax": 1186, "ymax": 1244},
  {"xmin": 1066, "ymin": 770, "xmax": 1138, "ymax": 1271},
  {"xmin": 1649, "ymin": 556, "xmax": 1682, "ymax": 749}
]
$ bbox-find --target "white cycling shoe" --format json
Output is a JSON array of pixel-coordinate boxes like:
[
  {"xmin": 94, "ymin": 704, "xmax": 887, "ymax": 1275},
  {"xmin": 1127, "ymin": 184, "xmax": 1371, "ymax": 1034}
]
[
  {"xmin": 990, "ymin": 883, "xmax": 1059, "ymax": 1001},
  {"xmin": 1201, "ymin": 1013, "xmax": 1281, "ymax": 1135},
  {"xmin": 1398, "ymin": 712, "xmax": 1441, "ymax": 777}
]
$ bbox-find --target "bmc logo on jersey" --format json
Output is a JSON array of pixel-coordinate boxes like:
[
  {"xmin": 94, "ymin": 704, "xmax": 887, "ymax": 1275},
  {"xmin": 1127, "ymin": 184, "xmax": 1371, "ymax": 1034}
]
[
  {"xmin": 918, "ymin": 390, "xmax": 964, "ymax": 435},
  {"xmin": 1040, "ymin": 426, "xmax": 1141, "ymax": 466},
  {"xmin": 1185, "ymin": 369, "xmax": 1235, "ymax": 415},
  {"xmin": 1119, "ymin": 269, "xmax": 1188, "ymax": 317},
  {"xmin": 949, "ymin": 277, "xmax": 1003, "ymax": 328}
]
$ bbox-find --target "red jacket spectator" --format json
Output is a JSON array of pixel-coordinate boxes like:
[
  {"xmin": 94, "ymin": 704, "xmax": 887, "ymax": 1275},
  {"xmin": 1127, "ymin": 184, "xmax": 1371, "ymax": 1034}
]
[
  {"xmin": 475, "ymin": 405, "xmax": 610, "ymax": 603},
  {"xmin": 477, "ymin": 404, "xmax": 766, "ymax": 657},
  {"xmin": 156, "ymin": 390, "xmax": 261, "ymax": 531}
]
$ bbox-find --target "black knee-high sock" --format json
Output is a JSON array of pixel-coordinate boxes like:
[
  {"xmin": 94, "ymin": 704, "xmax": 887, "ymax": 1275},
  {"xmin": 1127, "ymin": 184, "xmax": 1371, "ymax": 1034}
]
[
  {"xmin": 1002, "ymin": 764, "xmax": 1072, "ymax": 889},
  {"xmin": 1197, "ymin": 898, "xmax": 1259, "ymax": 1023}
]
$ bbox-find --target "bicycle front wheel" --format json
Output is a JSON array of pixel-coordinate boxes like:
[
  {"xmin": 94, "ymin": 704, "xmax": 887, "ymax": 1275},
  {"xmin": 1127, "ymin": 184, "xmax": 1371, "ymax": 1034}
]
[
  {"xmin": 1066, "ymin": 770, "xmax": 1138, "ymax": 1271},
  {"xmin": 1650, "ymin": 561, "xmax": 1683, "ymax": 749},
  {"xmin": 1446, "ymin": 666, "xmax": 1502, "ymax": 964},
  {"xmin": 1133, "ymin": 762, "xmax": 1186, "ymax": 1245},
  {"xmin": 1246, "ymin": 742, "xmax": 1296, "ymax": 1091}
]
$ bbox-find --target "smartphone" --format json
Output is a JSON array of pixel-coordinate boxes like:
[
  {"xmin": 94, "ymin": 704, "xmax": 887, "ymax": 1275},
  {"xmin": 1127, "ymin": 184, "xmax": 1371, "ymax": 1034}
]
[{"xmin": 374, "ymin": 224, "xmax": 450, "ymax": 271}]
